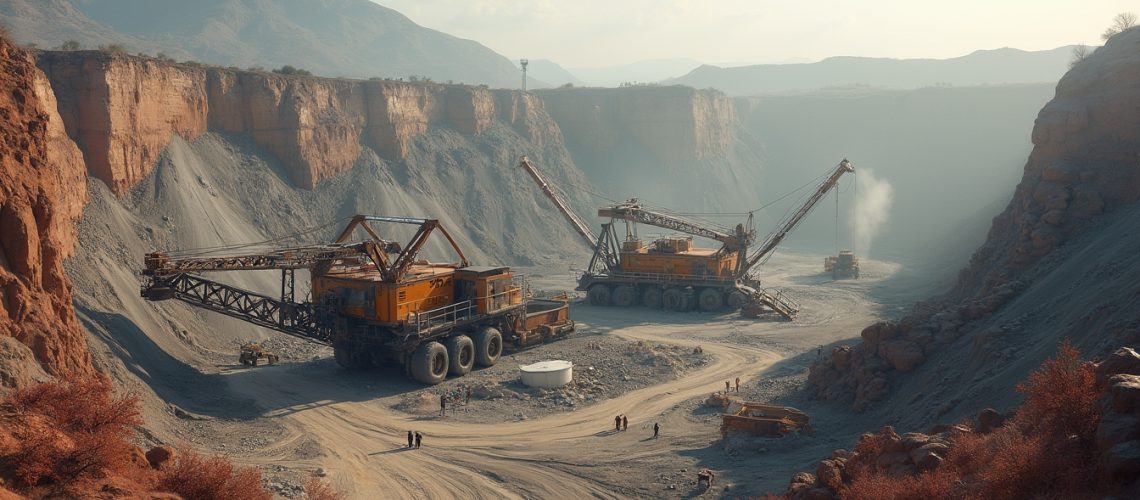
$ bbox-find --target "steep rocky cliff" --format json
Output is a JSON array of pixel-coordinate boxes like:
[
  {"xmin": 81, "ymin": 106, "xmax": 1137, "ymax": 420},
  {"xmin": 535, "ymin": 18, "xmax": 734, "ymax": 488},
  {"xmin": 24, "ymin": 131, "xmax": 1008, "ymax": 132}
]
[
  {"xmin": 806, "ymin": 27, "xmax": 1140, "ymax": 417},
  {"xmin": 37, "ymin": 51, "xmax": 559, "ymax": 194},
  {"xmin": 536, "ymin": 86, "xmax": 762, "ymax": 211},
  {"xmin": 0, "ymin": 35, "xmax": 92, "ymax": 386}
]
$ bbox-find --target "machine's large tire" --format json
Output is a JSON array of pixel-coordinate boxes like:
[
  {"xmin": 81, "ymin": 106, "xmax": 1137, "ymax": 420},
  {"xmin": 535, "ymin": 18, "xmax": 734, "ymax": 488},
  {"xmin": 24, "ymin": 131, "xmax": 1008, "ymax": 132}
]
[
  {"xmin": 726, "ymin": 290, "xmax": 749, "ymax": 310},
  {"xmin": 410, "ymin": 341, "xmax": 449, "ymax": 385},
  {"xmin": 662, "ymin": 288, "xmax": 690, "ymax": 311},
  {"xmin": 445, "ymin": 335, "xmax": 475, "ymax": 376},
  {"xmin": 612, "ymin": 285, "xmax": 637, "ymax": 307},
  {"xmin": 587, "ymin": 284, "xmax": 612, "ymax": 306},
  {"xmin": 642, "ymin": 287, "xmax": 663, "ymax": 309},
  {"xmin": 334, "ymin": 343, "xmax": 370, "ymax": 370},
  {"xmin": 698, "ymin": 288, "xmax": 724, "ymax": 312},
  {"xmin": 473, "ymin": 327, "xmax": 503, "ymax": 367}
]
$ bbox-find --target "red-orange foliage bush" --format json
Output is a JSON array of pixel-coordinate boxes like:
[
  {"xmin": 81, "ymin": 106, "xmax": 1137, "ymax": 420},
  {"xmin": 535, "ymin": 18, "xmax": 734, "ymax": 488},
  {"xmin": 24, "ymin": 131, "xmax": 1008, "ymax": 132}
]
[
  {"xmin": 840, "ymin": 468, "xmax": 955, "ymax": 500},
  {"xmin": 1014, "ymin": 339, "xmax": 1101, "ymax": 438},
  {"xmin": 303, "ymin": 475, "xmax": 343, "ymax": 500},
  {"xmin": 2, "ymin": 376, "xmax": 141, "ymax": 487},
  {"xmin": 157, "ymin": 450, "xmax": 271, "ymax": 500},
  {"xmin": 833, "ymin": 341, "xmax": 1107, "ymax": 500}
]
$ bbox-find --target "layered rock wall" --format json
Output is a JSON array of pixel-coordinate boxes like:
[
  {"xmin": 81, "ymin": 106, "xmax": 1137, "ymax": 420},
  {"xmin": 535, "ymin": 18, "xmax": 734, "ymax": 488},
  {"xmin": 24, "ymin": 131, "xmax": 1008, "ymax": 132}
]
[
  {"xmin": 0, "ymin": 37, "xmax": 92, "ymax": 383},
  {"xmin": 807, "ymin": 27, "xmax": 1140, "ymax": 411},
  {"xmin": 536, "ymin": 86, "xmax": 735, "ymax": 164},
  {"xmin": 37, "ymin": 51, "xmax": 557, "ymax": 193}
]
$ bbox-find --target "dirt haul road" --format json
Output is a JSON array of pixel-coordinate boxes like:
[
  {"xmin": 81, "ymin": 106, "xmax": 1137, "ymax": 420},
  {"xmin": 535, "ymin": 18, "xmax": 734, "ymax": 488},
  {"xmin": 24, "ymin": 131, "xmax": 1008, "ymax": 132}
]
[{"xmin": 216, "ymin": 254, "xmax": 908, "ymax": 498}]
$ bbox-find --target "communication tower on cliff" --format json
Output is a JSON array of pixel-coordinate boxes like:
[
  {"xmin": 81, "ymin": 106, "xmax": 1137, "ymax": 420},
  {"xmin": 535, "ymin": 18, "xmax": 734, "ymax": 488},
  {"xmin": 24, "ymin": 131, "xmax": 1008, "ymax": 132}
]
[{"xmin": 520, "ymin": 58, "xmax": 529, "ymax": 92}]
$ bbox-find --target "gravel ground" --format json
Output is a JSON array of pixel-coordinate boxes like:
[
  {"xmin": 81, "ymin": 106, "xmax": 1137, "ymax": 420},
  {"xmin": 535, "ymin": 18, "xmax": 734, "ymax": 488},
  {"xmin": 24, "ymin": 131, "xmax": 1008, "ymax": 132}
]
[{"xmin": 391, "ymin": 332, "xmax": 712, "ymax": 424}]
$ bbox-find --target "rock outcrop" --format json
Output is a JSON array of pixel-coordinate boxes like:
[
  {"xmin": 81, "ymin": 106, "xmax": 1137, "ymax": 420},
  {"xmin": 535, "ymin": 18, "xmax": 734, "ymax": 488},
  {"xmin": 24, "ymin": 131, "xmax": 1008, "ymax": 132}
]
[
  {"xmin": 958, "ymin": 27, "xmax": 1140, "ymax": 296},
  {"xmin": 537, "ymin": 86, "xmax": 735, "ymax": 164},
  {"xmin": 1097, "ymin": 348, "xmax": 1140, "ymax": 484},
  {"xmin": 535, "ymin": 86, "xmax": 758, "ymax": 211},
  {"xmin": 0, "ymin": 36, "xmax": 92, "ymax": 382},
  {"xmin": 806, "ymin": 27, "xmax": 1140, "ymax": 410},
  {"xmin": 37, "ymin": 51, "xmax": 557, "ymax": 194}
]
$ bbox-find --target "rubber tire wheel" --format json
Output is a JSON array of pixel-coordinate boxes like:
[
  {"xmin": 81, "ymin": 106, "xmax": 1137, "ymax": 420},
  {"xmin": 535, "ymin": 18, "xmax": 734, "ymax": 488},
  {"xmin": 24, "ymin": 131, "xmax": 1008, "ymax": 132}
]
[
  {"xmin": 473, "ymin": 327, "xmax": 503, "ymax": 367},
  {"xmin": 410, "ymin": 341, "xmax": 449, "ymax": 385},
  {"xmin": 642, "ymin": 287, "xmax": 663, "ymax": 309},
  {"xmin": 727, "ymin": 290, "xmax": 748, "ymax": 309},
  {"xmin": 662, "ymin": 288, "xmax": 684, "ymax": 311},
  {"xmin": 445, "ymin": 335, "xmax": 475, "ymax": 376},
  {"xmin": 698, "ymin": 288, "xmax": 724, "ymax": 312},
  {"xmin": 612, "ymin": 285, "xmax": 637, "ymax": 307},
  {"xmin": 587, "ymin": 284, "xmax": 612, "ymax": 306}
]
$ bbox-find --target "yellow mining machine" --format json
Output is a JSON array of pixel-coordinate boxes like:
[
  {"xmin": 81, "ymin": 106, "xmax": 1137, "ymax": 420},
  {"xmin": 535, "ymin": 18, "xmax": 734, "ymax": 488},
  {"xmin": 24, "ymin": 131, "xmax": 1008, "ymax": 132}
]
[
  {"xmin": 519, "ymin": 156, "xmax": 854, "ymax": 319},
  {"xmin": 824, "ymin": 250, "xmax": 860, "ymax": 279},
  {"xmin": 141, "ymin": 215, "xmax": 574, "ymax": 384}
]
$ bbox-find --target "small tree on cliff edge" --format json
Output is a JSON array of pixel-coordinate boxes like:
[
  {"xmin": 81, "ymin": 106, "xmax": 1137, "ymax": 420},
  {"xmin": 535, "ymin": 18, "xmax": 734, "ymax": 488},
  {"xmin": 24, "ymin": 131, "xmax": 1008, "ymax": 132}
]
[
  {"xmin": 1102, "ymin": 12, "xmax": 1137, "ymax": 41},
  {"xmin": 273, "ymin": 65, "xmax": 312, "ymax": 76}
]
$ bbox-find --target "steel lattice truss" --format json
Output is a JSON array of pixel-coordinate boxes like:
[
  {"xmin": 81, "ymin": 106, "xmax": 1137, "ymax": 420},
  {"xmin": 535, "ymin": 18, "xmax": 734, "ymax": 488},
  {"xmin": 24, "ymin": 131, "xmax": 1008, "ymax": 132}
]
[{"xmin": 148, "ymin": 273, "xmax": 333, "ymax": 344}]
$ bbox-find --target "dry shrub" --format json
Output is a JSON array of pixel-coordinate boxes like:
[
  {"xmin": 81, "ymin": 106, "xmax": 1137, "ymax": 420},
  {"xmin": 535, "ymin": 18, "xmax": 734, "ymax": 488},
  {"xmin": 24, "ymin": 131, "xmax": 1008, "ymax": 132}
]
[
  {"xmin": 1014, "ymin": 339, "xmax": 1101, "ymax": 438},
  {"xmin": 2, "ymin": 376, "xmax": 141, "ymax": 487},
  {"xmin": 836, "ymin": 341, "xmax": 1105, "ymax": 499},
  {"xmin": 303, "ymin": 475, "xmax": 342, "ymax": 500},
  {"xmin": 157, "ymin": 450, "xmax": 271, "ymax": 500},
  {"xmin": 840, "ymin": 468, "xmax": 955, "ymax": 500}
]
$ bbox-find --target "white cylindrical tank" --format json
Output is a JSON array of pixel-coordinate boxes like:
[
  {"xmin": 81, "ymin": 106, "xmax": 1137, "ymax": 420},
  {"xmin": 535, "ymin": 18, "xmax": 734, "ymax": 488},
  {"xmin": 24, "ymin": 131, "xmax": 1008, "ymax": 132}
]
[{"xmin": 519, "ymin": 360, "xmax": 573, "ymax": 388}]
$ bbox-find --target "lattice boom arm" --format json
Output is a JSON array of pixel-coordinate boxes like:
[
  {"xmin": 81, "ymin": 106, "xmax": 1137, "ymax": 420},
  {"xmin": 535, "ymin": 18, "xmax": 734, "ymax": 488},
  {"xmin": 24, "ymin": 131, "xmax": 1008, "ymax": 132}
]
[
  {"xmin": 141, "ymin": 273, "xmax": 333, "ymax": 344},
  {"xmin": 597, "ymin": 204, "xmax": 740, "ymax": 244},
  {"xmin": 744, "ymin": 159, "xmax": 854, "ymax": 272},
  {"xmin": 143, "ymin": 245, "xmax": 368, "ymax": 276}
]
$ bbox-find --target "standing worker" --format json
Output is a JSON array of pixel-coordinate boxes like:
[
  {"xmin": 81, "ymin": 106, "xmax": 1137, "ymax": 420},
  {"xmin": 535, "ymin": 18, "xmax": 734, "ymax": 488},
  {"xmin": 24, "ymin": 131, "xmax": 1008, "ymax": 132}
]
[
  {"xmin": 414, "ymin": 432, "xmax": 422, "ymax": 449},
  {"xmin": 622, "ymin": 415, "xmax": 628, "ymax": 431},
  {"xmin": 725, "ymin": 380, "xmax": 730, "ymax": 394},
  {"xmin": 466, "ymin": 387, "xmax": 472, "ymax": 405},
  {"xmin": 615, "ymin": 415, "xmax": 622, "ymax": 431},
  {"xmin": 440, "ymin": 395, "xmax": 446, "ymax": 417},
  {"xmin": 653, "ymin": 422, "xmax": 660, "ymax": 439},
  {"xmin": 735, "ymin": 377, "xmax": 740, "ymax": 392},
  {"xmin": 407, "ymin": 430, "xmax": 414, "ymax": 448}
]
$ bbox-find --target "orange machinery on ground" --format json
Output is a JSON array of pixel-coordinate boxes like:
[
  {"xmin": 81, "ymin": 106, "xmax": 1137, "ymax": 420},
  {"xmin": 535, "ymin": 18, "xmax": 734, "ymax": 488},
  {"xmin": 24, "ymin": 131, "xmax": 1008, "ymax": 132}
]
[{"xmin": 142, "ymin": 215, "xmax": 572, "ymax": 384}]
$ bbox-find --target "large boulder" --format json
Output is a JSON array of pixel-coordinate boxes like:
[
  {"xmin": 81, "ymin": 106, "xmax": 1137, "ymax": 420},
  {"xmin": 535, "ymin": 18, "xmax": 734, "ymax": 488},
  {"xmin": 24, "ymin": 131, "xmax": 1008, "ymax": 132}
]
[
  {"xmin": 910, "ymin": 442, "xmax": 950, "ymax": 471},
  {"xmin": 977, "ymin": 408, "xmax": 1006, "ymax": 434},
  {"xmin": 879, "ymin": 340, "xmax": 925, "ymax": 373},
  {"xmin": 860, "ymin": 322, "xmax": 898, "ymax": 345},
  {"xmin": 1109, "ymin": 374, "xmax": 1140, "ymax": 413},
  {"xmin": 815, "ymin": 458, "xmax": 844, "ymax": 489},
  {"xmin": 1098, "ymin": 348, "xmax": 1140, "ymax": 384}
]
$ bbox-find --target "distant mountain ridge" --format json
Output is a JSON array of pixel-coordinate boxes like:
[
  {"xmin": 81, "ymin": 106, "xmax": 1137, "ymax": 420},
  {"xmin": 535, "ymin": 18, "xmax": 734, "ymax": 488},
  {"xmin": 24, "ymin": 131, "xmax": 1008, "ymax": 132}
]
[
  {"xmin": 0, "ymin": 0, "xmax": 525, "ymax": 87},
  {"xmin": 668, "ymin": 46, "xmax": 1080, "ymax": 95}
]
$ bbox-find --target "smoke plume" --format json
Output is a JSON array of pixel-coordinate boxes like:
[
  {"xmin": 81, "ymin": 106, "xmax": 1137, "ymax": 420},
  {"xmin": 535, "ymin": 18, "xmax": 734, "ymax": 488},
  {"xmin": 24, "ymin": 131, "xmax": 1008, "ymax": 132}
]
[{"xmin": 850, "ymin": 168, "xmax": 893, "ymax": 256}]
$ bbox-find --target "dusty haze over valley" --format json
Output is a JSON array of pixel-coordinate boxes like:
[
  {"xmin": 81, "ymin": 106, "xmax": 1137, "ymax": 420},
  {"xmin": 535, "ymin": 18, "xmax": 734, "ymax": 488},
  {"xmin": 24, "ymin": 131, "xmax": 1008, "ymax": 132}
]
[{"xmin": 0, "ymin": 1, "xmax": 1139, "ymax": 499}]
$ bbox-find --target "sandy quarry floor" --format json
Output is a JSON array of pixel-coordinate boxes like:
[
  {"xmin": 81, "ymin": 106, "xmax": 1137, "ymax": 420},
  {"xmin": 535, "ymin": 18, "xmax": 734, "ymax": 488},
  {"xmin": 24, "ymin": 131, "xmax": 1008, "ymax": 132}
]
[{"xmin": 146, "ymin": 252, "xmax": 920, "ymax": 499}]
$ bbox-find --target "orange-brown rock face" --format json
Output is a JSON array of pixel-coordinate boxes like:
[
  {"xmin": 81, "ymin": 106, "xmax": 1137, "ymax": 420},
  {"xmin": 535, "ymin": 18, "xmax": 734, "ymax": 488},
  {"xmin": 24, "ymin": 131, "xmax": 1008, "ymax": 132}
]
[
  {"xmin": 960, "ymin": 28, "xmax": 1140, "ymax": 294},
  {"xmin": 37, "ymin": 52, "xmax": 208, "ymax": 195},
  {"xmin": 39, "ymin": 52, "xmax": 552, "ymax": 192},
  {"xmin": 0, "ymin": 37, "xmax": 93, "ymax": 381},
  {"xmin": 806, "ymin": 28, "xmax": 1140, "ymax": 411}
]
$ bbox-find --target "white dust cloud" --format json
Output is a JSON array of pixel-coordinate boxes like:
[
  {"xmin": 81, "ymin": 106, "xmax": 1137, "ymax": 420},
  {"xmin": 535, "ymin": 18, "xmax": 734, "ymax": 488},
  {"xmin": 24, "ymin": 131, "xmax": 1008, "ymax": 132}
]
[{"xmin": 850, "ymin": 168, "xmax": 893, "ymax": 257}]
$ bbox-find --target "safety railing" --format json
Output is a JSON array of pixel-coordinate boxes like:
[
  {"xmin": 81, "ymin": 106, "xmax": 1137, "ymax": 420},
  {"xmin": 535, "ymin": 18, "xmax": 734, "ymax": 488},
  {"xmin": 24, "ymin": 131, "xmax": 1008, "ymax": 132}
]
[{"xmin": 412, "ymin": 300, "xmax": 476, "ymax": 336}]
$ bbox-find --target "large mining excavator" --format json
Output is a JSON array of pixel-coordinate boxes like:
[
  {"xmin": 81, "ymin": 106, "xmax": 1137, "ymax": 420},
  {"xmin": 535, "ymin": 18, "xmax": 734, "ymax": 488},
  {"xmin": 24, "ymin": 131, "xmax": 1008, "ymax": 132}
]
[
  {"xmin": 140, "ymin": 215, "xmax": 574, "ymax": 385},
  {"xmin": 519, "ymin": 156, "xmax": 854, "ymax": 319}
]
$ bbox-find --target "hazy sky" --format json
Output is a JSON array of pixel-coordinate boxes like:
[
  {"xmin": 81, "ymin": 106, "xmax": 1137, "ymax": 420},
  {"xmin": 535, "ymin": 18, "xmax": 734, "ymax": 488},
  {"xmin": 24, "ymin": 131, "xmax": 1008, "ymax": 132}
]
[{"xmin": 375, "ymin": 0, "xmax": 1135, "ymax": 68}]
